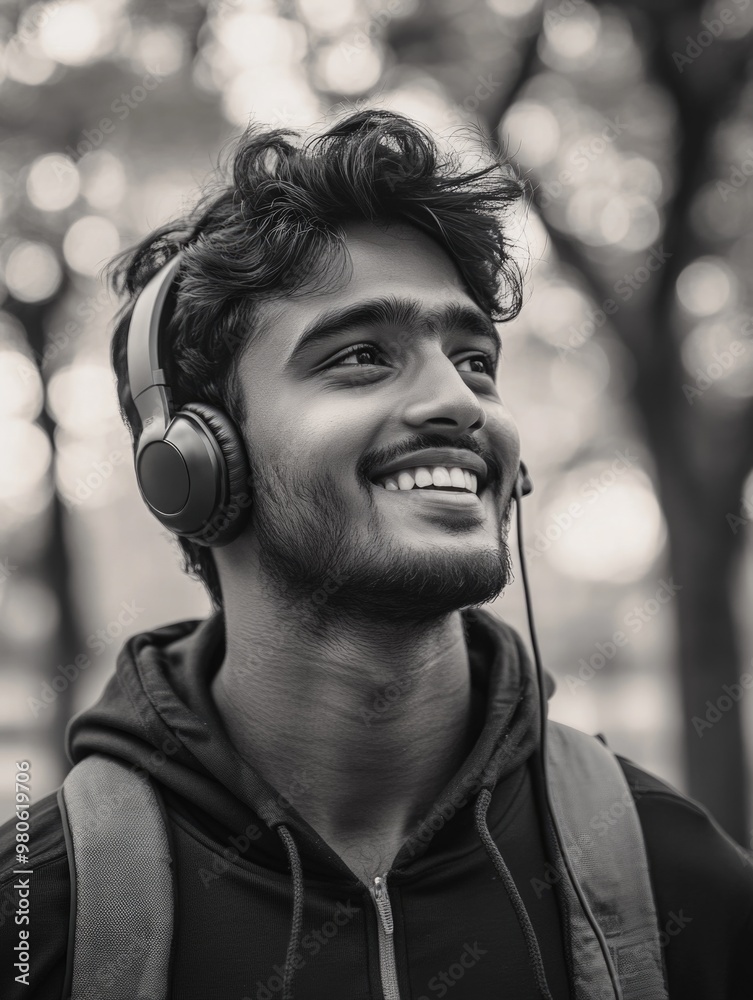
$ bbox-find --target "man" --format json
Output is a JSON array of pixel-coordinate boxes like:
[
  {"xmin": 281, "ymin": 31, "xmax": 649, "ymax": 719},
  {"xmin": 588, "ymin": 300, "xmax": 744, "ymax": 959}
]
[{"xmin": 1, "ymin": 110, "xmax": 751, "ymax": 1000}]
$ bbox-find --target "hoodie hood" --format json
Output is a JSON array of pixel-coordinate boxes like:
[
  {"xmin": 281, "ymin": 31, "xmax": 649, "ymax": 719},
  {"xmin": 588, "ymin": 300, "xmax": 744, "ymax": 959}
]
[{"xmin": 67, "ymin": 606, "xmax": 555, "ymax": 876}]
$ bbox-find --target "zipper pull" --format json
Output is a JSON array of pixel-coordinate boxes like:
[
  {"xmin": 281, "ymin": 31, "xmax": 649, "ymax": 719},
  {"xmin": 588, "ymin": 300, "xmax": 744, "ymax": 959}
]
[{"xmin": 372, "ymin": 874, "xmax": 394, "ymax": 935}]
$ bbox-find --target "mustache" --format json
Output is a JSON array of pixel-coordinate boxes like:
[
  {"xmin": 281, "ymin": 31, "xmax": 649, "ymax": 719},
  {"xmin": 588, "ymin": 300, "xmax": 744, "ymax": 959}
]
[{"xmin": 358, "ymin": 433, "xmax": 505, "ymax": 490}]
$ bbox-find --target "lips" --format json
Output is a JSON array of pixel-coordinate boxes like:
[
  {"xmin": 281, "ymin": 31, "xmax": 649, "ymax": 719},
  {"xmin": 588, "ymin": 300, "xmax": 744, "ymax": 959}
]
[{"xmin": 369, "ymin": 448, "xmax": 488, "ymax": 494}]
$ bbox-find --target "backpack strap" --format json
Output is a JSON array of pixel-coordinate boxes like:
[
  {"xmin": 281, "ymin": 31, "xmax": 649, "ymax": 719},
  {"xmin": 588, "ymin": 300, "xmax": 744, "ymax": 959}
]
[
  {"xmin": 57, "ymin": 754, "xmax": 174, "ymax": 1000},
  {"xmin": 546, "ymin": 721, "xmax": 669, "ymax": 1000}
]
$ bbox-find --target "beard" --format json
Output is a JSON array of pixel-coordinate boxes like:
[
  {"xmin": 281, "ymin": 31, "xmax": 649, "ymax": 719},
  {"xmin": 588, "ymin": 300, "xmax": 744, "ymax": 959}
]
[{"xmin": 247, "ymin": 450, "xmax": 514, "ymax": 627}]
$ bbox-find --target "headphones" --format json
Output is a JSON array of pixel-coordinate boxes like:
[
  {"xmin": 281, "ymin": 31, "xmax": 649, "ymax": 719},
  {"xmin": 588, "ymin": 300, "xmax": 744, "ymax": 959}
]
[
  {"xmin": 127, "ymin": 252, "xmax": 534, "ymax": 546},
  {"xmin": 126, "ymin": 252, "xmax": 253, "ymax": 547}
]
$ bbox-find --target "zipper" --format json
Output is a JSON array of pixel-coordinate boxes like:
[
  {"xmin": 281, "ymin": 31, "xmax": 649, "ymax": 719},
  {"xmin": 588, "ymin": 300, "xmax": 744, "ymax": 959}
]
[{"xmin": 369, "ymin": 873, "xmax": 402, "ymax": 1000}]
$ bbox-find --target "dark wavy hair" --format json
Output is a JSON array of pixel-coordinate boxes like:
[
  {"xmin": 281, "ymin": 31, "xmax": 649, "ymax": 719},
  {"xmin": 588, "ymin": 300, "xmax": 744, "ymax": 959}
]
[{"xmin": 109, "ymin": 110, "xmax": 526, "ymax": 610}]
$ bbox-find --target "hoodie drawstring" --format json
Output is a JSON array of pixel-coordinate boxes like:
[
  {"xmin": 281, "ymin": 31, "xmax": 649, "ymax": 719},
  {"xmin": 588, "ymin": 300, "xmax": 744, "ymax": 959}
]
[
  {"xmin": 276, "ymin": 824, "xmax": 305, "ymax": 1000},
  {"xmin": 474, "ymin": 788, "xmax": 554, "ymax": 1000},
  {"xmin": 275, "ymin": 793, "xmax": 554, "ymax": 1000}
]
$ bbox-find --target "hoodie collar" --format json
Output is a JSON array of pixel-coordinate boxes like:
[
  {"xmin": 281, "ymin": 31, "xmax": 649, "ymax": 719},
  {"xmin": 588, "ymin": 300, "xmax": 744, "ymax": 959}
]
[{"xmin": 68, "ymin": 605, "xmax": 555, "ymax": 878}]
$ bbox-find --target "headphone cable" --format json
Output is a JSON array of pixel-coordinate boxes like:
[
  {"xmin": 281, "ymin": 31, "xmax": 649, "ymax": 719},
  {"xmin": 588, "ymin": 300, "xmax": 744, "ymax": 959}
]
[{"xmin": 514, "ymin": 483, "xmax": 624, "ymax": 1000}]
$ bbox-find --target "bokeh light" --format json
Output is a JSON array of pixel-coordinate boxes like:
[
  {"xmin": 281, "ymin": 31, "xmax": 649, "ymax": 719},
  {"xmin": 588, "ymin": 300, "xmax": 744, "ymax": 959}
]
[
  {"xmin": 566, "ymin": 185, "xmax": 622, "ymax": 245},
  {"xmin": 54, "ymin": 429, "xmax": 128, "ymax": 510},
  {"xmin": 4, "ymin": 242, "xmax": 62, "ymax": 303},
  {"xmin": 128, "ymin": 170, "xmax": 198, "ymax": 230},
  {"xmin": 314, "ymin": 41, "xmax": 383, "ymax": 94},
  {"xmin": 128, "ymin": 24, "xmax": 185, "ymax": 76},
  {"xmin": 78, "ymin": 151, "xmax": 127, "ymax": 211},
  {"xmin": 0, "ymin": 352, "xmax": 44, "ymax": 421},
  {"xmin": 37, "ymin": 1, "xmax": 111, "ymax": 66},
  {"xmin": 501, "ymin": 101, "xmax": 560, "ymax": 168},
  {"xmin": 607, "ymin": 194, "xmax": 662, "ymax": 252},
  {"xmin": 541, "ymin": 467, "xmax": 665, "ymax": 583},
  {"xmin": 214, "ymin": 11, "xmax": 305, "ymax": 69},
  {"xmin": 26, "ymin": 154, "xmax": 80, "ymax": 212},
  {"xmin": 676, "ymin": 257, "xmax": 736, "ymax": 317},
  {"xmin": 540, "ymin": 1, "xmax": 601, "ymax": 68},
  {"xmin": 0, "ymin": 419, "xmax": 52, "ymax": 500},
  {"xmin": 62, "ymin": 216, "xmax": 120, "ymax": 277},
  {"xmin": 2, "ymin": 38, "xmax": 57, "ymax": 86},
  {"xmin": 296, "ymin": 0, "xmax": 359, "ymax": 34},
  {"xmin": 47, "ymin": 362, "xmax": 119, "ymax": 437},
  {"xmin": 618, "ymin": 156, "xmax": 665, "ymax": 204},
  {"xmin": 680, "ymin": 317, "xmax": 753, "ymax": 401},
  {"xmin": 223, "ymin": 73, "xmax": 320, "ymax": 129}
]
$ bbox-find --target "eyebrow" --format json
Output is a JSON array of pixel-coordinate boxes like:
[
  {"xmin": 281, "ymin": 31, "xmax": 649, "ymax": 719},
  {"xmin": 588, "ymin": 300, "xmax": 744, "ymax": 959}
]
[{"xmin": 285, "ymin": 295, "xmax": 501, "ymax": 366}]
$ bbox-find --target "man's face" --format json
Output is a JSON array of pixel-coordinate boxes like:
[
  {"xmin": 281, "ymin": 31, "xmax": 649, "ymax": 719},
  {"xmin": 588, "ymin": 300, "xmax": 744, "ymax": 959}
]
[{"xmin": 234, "ymin": 221, "xmax": 522, "ymax": 622}]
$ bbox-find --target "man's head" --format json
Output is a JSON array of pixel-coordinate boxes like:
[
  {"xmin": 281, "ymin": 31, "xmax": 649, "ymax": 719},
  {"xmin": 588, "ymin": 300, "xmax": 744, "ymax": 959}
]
[{"xmin": 110, "ymin": 110, "xmax": 526, "ymax": 615}]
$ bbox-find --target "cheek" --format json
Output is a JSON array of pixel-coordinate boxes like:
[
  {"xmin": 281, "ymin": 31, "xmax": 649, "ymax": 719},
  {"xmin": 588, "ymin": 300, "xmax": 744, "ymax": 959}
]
[
  {"xmin": 244, "ymin": 388, "xmax": 380, "ymax": 477},
  {"xmin": 487, "ymin": 408, "xmax": 521, "ymax": 468},
  {"xmin": 483, "ymin": 431, "xmax": 520, "ymax": 502}
]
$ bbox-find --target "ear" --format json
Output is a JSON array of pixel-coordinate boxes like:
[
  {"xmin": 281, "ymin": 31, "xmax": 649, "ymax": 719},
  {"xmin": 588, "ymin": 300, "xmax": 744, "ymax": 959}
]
[{"xmin": 516, "ymin": 460, "xmax": 533, "ymax": 498}]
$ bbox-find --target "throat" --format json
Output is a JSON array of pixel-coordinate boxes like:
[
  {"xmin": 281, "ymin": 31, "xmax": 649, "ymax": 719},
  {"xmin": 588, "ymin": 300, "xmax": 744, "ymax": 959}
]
[
  {"xmin": 212, "ymin": 602, "xmax": 483, "ymax": 883},
  {"xmin": 324, "ymin": 832, "xmax": 403, "ymax": 887}
]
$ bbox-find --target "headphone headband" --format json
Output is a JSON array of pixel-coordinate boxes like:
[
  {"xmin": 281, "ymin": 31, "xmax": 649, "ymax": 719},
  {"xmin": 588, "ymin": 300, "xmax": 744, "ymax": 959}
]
[
  {"xmin": 125, "ymin": 252, "xmax": 253, "ymax": 545},
  {"xmin": 126, "ymin": 253, "xmax": 184, "ymax": 438}
]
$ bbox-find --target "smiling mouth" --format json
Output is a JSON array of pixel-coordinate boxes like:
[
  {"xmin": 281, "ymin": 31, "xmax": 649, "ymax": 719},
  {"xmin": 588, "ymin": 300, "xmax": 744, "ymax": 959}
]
[{"xmin": 373, "ymin": 465, "xmax": 479, "ymax": 495}]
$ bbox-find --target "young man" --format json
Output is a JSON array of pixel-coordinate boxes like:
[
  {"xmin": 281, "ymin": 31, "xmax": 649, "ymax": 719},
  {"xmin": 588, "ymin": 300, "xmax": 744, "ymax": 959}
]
[{"xmin": 1, "ymin": 111, "xmax": 751, "ymax": 1000}]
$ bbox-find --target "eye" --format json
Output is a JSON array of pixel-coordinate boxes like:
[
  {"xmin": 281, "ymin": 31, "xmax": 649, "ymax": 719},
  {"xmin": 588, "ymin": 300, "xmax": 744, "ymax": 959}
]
[
  {"xmin": 330, "ymin": 343, "xmax": 388, "ymax": 367},
  {"xmin": 456, "ymin": 354, "xmax": 496, "ymax": 376}
]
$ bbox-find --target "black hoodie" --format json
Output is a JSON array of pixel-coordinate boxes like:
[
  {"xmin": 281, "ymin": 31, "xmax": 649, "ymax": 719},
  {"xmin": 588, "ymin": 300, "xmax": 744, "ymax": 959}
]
[{"xmin": 1, "ymin": 607, "xmax": 752, "ymax": 999}]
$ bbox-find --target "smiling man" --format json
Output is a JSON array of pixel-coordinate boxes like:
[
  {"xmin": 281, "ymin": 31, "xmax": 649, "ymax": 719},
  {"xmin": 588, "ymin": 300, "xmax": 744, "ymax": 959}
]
[
  {"xmin": 1, "ymin": 110, "xmax": 752, "ymax": 1000},
  {"xmin": 211, "ymin": 219, "xmax": 521, "ymax": 887}
]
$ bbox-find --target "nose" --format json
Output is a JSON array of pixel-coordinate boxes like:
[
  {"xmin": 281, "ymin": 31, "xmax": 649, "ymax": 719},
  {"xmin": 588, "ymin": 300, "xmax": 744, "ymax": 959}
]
[{"xmin": 401, "ymin": 347, "xmax": 486, "ymax": 435}]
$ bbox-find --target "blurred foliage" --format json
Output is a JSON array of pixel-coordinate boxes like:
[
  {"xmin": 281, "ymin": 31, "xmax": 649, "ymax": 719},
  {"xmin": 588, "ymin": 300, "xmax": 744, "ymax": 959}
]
[{"xmin": 0, "ymin": 0, "xmax": 751, "ymax": 843}]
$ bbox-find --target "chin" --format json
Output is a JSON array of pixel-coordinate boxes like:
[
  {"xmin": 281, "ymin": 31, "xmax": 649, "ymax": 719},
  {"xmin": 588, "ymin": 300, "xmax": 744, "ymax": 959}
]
[
  {"xmin": 327, "ymin": 542, "xmax": 513, "ymax": 625},
  {"xmin": 250, "ymin": 461, "xmax": 514, "ymax": 623}
]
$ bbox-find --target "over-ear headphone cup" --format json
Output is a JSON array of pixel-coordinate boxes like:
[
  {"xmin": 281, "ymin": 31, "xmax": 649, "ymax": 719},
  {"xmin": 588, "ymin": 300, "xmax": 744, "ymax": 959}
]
[{"xmin": 180, "ymin": 401, "xmax": 252, "ymax": 546}]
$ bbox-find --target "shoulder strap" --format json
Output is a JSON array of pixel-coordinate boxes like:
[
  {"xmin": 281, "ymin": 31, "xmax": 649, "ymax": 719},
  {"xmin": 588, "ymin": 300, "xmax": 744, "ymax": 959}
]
[
  {"xmin": 545, "ymin": 721, "xmax": 669, "ymax": 1000},
  {"xmin": 57, "ymin": 754, "xmax": 174, "ymax": 1000}
]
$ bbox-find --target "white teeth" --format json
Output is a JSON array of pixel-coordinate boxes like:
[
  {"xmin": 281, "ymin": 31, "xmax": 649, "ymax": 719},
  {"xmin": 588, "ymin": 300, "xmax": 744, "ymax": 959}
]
[
  {"xmin": 414, "ymin": 466, "xmax": 433, "ymax": 488},
  {"xmin": 377, "ymin": 465, "xmax": 480, "ymax": 493}
]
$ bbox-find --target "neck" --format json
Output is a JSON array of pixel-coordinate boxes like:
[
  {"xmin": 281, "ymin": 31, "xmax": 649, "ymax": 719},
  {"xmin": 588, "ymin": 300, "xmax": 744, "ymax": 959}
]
[{"xmin": 211, "ymin": 547, "xmax": 484, "ymax": 881}]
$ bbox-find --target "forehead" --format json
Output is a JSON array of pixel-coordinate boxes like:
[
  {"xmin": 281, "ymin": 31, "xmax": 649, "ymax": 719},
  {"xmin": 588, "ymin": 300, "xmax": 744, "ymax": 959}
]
[
  {"xmin": 328, "ymin": 220, "xmax": 469, "ymax": 300},
  {"xmin": 251, "ymin": 221, "xmax": 478, "ymax": 356}
]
